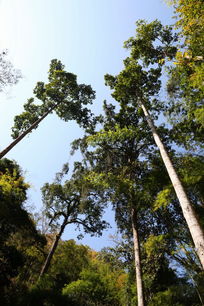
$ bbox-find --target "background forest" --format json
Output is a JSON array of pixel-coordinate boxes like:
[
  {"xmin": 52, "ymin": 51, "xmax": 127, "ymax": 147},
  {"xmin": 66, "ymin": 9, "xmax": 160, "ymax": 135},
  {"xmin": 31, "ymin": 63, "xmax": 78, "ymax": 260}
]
[{"xmin": 0, "ymin": 0, "xmax": 204, "ymax": 305}]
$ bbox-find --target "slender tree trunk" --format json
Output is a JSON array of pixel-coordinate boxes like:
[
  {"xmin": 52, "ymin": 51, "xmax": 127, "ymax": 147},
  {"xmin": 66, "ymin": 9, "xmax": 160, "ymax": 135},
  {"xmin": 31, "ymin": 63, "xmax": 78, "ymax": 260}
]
[
  {"xmin": 139, "ymin": 99, "xmax": 204, "ymax": 269},
  {"xmin": 39, "ymin": 217, "xmax": 68, "ymax": 278},
  {"xmin": 0, "ymin": 101, "xmax": 60, "ymax": 159},
  {"xmin": 131, "ymin": 208, "xmax": 145, "ymax": 306}
]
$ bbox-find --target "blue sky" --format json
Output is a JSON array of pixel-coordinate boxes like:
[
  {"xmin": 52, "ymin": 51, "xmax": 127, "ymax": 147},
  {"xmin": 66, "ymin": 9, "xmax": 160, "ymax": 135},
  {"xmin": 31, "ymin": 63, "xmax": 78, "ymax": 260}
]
[{"xmin": 0, "ymin": 0, "xmax": 174, "ymax": 250}]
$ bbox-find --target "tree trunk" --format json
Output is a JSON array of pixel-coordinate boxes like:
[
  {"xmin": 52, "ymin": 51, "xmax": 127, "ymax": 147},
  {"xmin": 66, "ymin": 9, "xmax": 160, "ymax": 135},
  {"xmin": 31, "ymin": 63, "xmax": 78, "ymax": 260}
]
[
  {"xmin": 39, "ymin": 217, "xmax": 68, "ymax": 278},
  {"xmin": 131, "ymin": 208, "xmax": 145, "ymax": 306},
  {"xmin": 139, "ymin": 99, "xmax": 204, "ymax": 269},
  {"xmin": 0, "ymin": 101, "xmax": 60, "ymax": 159}
]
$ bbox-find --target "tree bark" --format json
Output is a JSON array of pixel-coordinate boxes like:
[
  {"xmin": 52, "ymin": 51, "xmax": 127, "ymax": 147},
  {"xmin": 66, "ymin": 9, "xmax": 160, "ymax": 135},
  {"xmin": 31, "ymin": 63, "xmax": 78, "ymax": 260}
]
[
  {"xmin": 39, "ymin": 217, "xmax": 68, "ymax": 278},
  {"xmin": 139, "ymin": 99, "xmax": 204, "ymax": 269},
  {"xmin": 0, "ymin": 101, "xmax": 60, "ymax": 159},
  {"xmin": 131, "ymin": 208, "xmax": 145, "ymax": 306}
]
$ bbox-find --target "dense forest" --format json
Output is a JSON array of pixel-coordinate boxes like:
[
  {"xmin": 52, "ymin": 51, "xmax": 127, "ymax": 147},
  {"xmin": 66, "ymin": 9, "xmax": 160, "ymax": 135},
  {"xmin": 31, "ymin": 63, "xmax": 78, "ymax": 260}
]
[{"xmin": 0, "ymin": 0, "xmax": 204, "ymax": 305}]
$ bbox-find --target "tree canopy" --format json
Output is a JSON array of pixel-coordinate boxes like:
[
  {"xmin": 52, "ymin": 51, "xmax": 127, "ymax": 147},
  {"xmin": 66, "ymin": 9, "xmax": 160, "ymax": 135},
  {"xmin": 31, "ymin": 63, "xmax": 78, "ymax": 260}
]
[{"xmin": 1, "ymin": 1, "xmax": 204, "ymax": 304}]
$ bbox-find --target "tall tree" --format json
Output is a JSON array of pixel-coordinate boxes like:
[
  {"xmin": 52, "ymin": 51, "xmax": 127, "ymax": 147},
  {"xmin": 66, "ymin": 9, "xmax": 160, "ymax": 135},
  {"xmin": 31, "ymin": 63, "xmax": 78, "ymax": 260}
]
[
  {"xmin": 0, "ymin": 59, "xmax": 95, "ymax": 159},
  {"xmin": 104, "ymin": 20, "xmax": 204, "ymax": 269},
  {"xmin": 39, "ymin": 163, "xmax": 108, "ymax": 278},
  {"xmin": 73, "ymin": 101, "xmax": 163, "ymax": 305}
]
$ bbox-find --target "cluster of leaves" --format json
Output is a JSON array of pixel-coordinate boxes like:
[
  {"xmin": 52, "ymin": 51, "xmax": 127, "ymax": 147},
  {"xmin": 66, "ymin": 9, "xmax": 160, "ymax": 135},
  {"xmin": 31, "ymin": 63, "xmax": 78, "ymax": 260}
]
[
  {"xmin": 62, "ymin": 249, "xmax": 127, "ymax": 306},
  {"xmin": 41, "ymin": 163, "xmax": 108, "ymax": 238},
  {"xmin": 11, "ymin": 59, "xmax": 95, "ymax": 139},
  {"xmin": 166, "ymin": 0, "xmax": 204, "ymax": 149},
  {"xmin": 0, "ymin": 159, "xmax": 46, "ymax": 305}
]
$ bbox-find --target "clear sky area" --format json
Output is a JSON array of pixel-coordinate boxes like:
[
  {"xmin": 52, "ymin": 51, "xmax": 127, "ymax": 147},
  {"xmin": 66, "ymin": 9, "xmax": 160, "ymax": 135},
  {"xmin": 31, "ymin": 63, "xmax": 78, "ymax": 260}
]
[{"xmin": 0, "ymin": 0, "xmax": 174, "ymax": 250}]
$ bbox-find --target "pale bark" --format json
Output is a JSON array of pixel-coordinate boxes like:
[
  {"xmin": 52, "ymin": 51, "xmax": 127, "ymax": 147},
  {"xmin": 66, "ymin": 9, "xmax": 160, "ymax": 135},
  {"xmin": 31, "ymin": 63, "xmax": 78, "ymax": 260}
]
[
  {"xmin": 139, "ymin": 99, "xmax": 204, "ymax": 269},
  {"xmin": 0, "ymin": 102, "xmax": 60, "ymax": 159},
  {"xmin": 39, "ymin": 217, "xmax": 68, "ymax": 278},
  {"xmin": 131, "ymin": 208, "xmax": 145, "ymax": 306}
]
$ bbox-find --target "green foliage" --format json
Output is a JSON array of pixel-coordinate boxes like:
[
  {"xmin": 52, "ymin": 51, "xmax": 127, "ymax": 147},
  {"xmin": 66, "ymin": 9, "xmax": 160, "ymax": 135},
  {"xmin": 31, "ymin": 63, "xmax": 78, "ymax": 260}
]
[
  {"xmin": 174, "ymin": 154, "xmax": 204, "ymax": 230},
  {"xmin": 62, "ymin": 253, "xmax": 127, "ymax": 306},
  {"xmin": 178, "ymin": 155, "xmax": 204, "ymax": 186},
  {"xmin": 0, "ymin": 159, "xmax": 31, "ymax": 237},
  {"xmin": 148, "ymin": 284, "xmax": 202, "ymax": 306},
  {"xmin": 104, "ymin": 20, "xmax": 179, "ymax": 118},
  {"xmin": 41, "ymin": 165, "xmax": 108, "ymax": 237},
  {"xmin": 124, "ymin": 19, "xmax": 178, "ymax": 66},
  {"xmin": 148, "ymin": 288, "xmax": 182, "ymax": 306},
  {"xmin": 21, "ymin": 240, "xmax": 129, "ymax": 306},
  {"xmin": 39, "ymin": 164, "xmax": 108, "ymax": 278},
  {"xmin": 0, "ymin": 159, "xmax": 46, "ymax": 304},
  {"xmin": 47, "ymin": 240, "xmax": 90, "ymax": 288},
  {"xmin": 11, "ymin": 59, "xmax": 95, "ymax": 138},
  {"xmin": 87, "ymin": 124, "xmax": 140, "ymax": 145},
  {"xmin": 153, "ymin": 187, "xmax": 172, "ymax": 210},
  {"xmin": 144, "ymin": 234, "xmax": 168, "ymax": 258},
  {"xmin": 25, "ymin": 241, "xmax": 90, "ymax": 306},
  {"xmin": 172, "ymin": 0, "xmax": 204, "ymax": 49},
  {"xmin": 166, "ymin": 0, "xmax": 204, "ymax": 148},
  {"xmin": 105, "ymin": 60, "xmax": 162, "ymax": 110},
  {"xmin": 23, "ymin": 285, "xmax": 68, "ymax": 306}
]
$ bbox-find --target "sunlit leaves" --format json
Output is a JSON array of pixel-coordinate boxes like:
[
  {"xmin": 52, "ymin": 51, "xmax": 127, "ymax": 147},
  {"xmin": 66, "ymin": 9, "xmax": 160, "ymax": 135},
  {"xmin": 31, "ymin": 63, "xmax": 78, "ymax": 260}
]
[
  {"xmin": 11, "ymin": 59, "xmax": 95, "ymax": 138},
  {"xmin": 166, "ymin": 0, "xmax": 204, "ymax": 148},
  {"xmin": 87, "ymin": 125, "xmax": 140, "ymax": 145},
  {"xmin": 124, "ymin": 20, "xmax": 178, "ymax": 66},
  {"xmin": 62, "ymin": 251, "xmax": 127, "ymax": 305},
  {"xmin": 144, "ymin": 234, "xmax": 168, "ymax": 258},
  {"xmin": 153, "ymin": 187, "xmax": 172, "ymax": 210}
]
